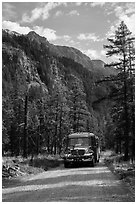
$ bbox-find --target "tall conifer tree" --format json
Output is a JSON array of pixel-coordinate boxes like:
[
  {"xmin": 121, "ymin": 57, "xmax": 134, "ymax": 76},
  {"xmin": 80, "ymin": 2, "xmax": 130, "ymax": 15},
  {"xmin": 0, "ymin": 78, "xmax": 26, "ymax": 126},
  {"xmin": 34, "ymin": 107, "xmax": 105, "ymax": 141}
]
[{"xmin": 104, "ymin": 21, "xmax": 135, "ymax": 160}]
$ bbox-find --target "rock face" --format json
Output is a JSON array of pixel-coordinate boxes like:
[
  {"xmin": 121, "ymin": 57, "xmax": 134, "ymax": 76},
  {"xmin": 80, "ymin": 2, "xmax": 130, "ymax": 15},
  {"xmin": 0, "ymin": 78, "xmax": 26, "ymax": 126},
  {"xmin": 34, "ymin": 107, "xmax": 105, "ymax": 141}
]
[
  {"xmin": 2, "ymin": 29, "xmax": 115, "ymax": 98},
  {"xmin": 2, "ymin": 29, "xmax": 116, "ymax": 154},
  {"xmin": 26, "ymin": 31, "xmax": 116, "ymax": 75}
]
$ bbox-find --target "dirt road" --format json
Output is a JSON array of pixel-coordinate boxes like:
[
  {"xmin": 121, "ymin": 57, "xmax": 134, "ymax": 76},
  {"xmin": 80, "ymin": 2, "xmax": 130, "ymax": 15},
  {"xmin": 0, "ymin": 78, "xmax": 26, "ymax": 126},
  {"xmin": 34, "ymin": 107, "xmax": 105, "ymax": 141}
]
[{"xmin": 2, "ymin": 159, "xmax": 134, "ymax": 202}]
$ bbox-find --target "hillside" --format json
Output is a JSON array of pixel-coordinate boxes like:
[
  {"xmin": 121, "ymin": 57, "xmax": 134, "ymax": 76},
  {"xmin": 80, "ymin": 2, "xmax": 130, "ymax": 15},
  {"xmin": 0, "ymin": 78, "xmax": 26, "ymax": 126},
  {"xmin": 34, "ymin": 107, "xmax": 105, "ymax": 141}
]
[
  {"xmin": 27, "ymin": 31, "xmax": 116, "ymax": 75},
  {"xmin": 2, "ymin": 29, "xmax": 116, "ymax": 156}
]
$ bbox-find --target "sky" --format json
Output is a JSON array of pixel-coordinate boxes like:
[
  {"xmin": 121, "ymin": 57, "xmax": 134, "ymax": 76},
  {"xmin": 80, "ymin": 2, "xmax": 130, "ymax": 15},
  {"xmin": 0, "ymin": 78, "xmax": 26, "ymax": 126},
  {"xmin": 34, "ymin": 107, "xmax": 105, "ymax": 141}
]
[{"xmin": 2, "ymin": 1, "xmax": 135, "ymax": 63}]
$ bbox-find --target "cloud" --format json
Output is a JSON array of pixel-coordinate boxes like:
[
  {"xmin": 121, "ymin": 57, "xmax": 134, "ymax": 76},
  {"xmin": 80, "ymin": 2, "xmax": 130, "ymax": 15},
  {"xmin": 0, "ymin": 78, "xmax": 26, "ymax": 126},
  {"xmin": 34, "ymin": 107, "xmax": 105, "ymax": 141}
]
[
  {"xmin": 114, "ymin": 6, "xmax": 123, "ymax": 17},
  {"xmin": 106, "ymin": 24, "xmax": 116, "ymax": 38},
  {"xmin": 114, "ymin": 3, "xmax": 135, "ymax": 34},
  {"xmin": 121, "ymin": 14, "xmax": 135, "ymax": 34},
  {"xmin": 107, "ymin": 17, "xmax": 135, "ymax": 38},
  {"xmin": 2, "ymin": 20, "xmax": 72, "ymax": 43},
  {"xmin": 22, "ymin": 7, "xmax": 43, "ymax": 23},
  {"xmin": 2, "ymin": 20, "xmax": 57, "ymax": 41},
  {"xmin": 124, "ymin": 3, "xmax": 135, "ymax": 15},
  {"xmin": 106, "ymin": 2, "xmax": 135, "ymax": 36},
  {"xmin": 33, "ymin": 26, "xmax": 58, "ymax": 41},
  {"xmin": 22, "ymin": 2, "xmax": 66, "ymax": 23},
  {"xmin": 83, "ymin": 49, "xmax": 98, "ymax": 59},
  {"xmin": 42, "ymin": 2, "xmax": 62, "ymax": 20},
  {"xmin": 75, "ymin": 2, "xmax": 83, "ymax": 6},
  {"xmin": 77, "ymin": 33, "xmax": 102, "ymax": 42},
  {"xmin": 67, "ymin": 10, "xmax": 80, "ymax": 16},
  {"xmin": 63, "ymin": 35, "xmax": 71, "ymax": 42},
  {"xmin": 90, "ymin": 2, "xmax": 106, "ymax": 7},
  {"xmin": 114, "ymin": 3, "xmax": 135, "ymax": 17},
  {"xmin": 54, "ymin": 10, "xmax": 63, "ymax": 17},
  {"xmin": 54, "ymin": 8, "xmax": 80, "ymax": 18},
  {"xmin": 100, "ymin": 50, "xmax": 106, "ymax": 57},
  {"xmin": 81, "ymin": 48, "xmax": 109, "ymax": 61},
  {"xmin": 33, "ymin": 27, "xmax": 72, "ymax": 42},
  {"xmin": 2, "ymin": 20, "xmax": 31, "ymax": 34}
]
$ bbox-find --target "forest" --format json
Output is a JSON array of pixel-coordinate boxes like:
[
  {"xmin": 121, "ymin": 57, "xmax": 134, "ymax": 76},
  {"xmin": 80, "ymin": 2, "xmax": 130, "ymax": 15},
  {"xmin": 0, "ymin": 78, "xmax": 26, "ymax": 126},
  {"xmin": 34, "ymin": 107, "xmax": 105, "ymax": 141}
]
[{"xmin": 2, "ymin": 21, "xmax": 135, "ymax": 161}]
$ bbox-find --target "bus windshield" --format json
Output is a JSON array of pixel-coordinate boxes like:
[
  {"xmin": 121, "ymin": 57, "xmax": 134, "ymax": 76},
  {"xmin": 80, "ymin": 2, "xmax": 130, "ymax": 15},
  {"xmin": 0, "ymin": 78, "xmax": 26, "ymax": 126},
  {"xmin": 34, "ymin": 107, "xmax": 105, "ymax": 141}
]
[{"xmin": 69, "ymin": 137, "xmax": 89, "ymax": 147}]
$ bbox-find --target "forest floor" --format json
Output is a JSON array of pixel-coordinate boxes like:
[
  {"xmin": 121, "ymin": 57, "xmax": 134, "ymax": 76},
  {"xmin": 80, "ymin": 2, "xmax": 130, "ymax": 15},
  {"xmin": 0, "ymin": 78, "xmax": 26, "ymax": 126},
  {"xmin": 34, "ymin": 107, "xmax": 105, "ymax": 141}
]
[
  {"xmin": 103, "ymin": 151, "xmax": 135, "ymax": 196},
  {"xmin": 2, "ymin": 154, "xmax": 62, "ymax": 188}
]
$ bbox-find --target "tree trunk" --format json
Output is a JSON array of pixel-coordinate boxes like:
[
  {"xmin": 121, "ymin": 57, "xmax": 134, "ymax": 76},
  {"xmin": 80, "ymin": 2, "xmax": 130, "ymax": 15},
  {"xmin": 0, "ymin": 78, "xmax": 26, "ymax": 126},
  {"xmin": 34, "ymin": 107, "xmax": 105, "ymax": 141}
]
[
  {"xmin": 58, "ymin": 107, "xmax": 63, "ymax": 154},
  {"xmin": 123, "ymin": 53, "xmax": 129, "ymax": 161},
  {"xmin": 23, "ymin": 95, "xmax": 28, "ymax": 158},
  {"xmin": 36, "ymin": 133, "xmax": 39, "ymax": 155}
]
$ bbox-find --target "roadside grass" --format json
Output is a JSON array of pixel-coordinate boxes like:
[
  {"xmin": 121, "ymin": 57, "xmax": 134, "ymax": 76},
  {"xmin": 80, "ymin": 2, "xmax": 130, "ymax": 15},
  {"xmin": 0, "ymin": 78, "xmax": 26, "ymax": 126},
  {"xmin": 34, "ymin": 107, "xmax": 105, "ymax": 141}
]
[
  {"xmin": 28, "ymin": 154, "xmax": 62, "ymax": 170},
  {"xmin": 2, "ymin": 154, "xmax": 62, "ymax": 181},
  {"xmin": 103, "ymin": 151, "xmax": 135, "ymax": 194}
]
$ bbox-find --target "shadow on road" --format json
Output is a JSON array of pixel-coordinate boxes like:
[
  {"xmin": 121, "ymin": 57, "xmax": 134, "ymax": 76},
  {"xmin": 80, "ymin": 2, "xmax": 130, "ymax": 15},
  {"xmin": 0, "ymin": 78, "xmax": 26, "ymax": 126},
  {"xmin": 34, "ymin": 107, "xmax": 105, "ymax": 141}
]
[{"xmin": 2, "ymin": 155, "xmax": 134, "ymax": 202}]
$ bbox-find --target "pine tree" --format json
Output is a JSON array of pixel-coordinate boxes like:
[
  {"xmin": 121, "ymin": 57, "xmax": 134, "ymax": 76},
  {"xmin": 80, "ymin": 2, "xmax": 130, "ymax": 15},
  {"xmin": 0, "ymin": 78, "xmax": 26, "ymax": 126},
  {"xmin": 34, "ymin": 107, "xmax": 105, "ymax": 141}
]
[
  {"xmin": 23, "ymin": 81, "xmax": 46, "ymax": 157},
  {"xmin": 104, "ymin": 21, "xmax": 135, "ymax": 160},
  {"xmin": 69, "ymin": 78, "xmax": 91, "ymax": 132}
]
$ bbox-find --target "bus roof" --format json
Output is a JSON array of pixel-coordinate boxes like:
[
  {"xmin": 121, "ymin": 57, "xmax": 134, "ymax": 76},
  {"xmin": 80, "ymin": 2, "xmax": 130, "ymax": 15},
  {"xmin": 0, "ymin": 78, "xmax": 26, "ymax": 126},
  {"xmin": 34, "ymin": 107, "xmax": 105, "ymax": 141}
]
[{"xmin": 68, "ymin": 132, "xmax": 95, "ymax": 138}]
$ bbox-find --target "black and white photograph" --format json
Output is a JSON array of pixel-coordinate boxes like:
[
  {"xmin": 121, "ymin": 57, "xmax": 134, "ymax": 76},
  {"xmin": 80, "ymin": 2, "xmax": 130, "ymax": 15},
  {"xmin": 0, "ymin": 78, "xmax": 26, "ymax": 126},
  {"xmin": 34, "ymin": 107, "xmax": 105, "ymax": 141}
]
[{"xmin": 2, "ymin": 1, "xmax": 135, "ymax": 202}]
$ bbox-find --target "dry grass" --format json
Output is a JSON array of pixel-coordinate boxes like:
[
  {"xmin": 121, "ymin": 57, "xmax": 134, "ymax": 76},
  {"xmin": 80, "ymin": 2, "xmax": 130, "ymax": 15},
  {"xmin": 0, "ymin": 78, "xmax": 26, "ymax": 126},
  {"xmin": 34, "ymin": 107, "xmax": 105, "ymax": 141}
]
[
  {"xmin": 2, "ymin": 154, "xmax": 62, "ymax": 179},
  {"xmin": 103, "ymin": 151, "xmax": 135, "ymax": 195}
]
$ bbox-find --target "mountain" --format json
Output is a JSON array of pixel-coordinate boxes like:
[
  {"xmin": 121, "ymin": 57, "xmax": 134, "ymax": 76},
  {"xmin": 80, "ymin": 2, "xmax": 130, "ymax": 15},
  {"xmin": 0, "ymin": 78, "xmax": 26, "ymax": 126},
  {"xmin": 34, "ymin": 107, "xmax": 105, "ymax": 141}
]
[
  {"xmin": 26, "ymin": 31, "xmax": 116, "ymax": 76},
  {"xmin": 27, "ymin": 31, "xmax": 49, "ymax": 44},
  {"xmin": 4, "ymin": 29, "xmax": 21, "ymax": 36},
  {"xmin": 2, "ymin": 29, "xmax": 116, "ymax": 106},
  {"xmin": 2, "ymin": 29, "xmax": 116, "ymax": 155}
]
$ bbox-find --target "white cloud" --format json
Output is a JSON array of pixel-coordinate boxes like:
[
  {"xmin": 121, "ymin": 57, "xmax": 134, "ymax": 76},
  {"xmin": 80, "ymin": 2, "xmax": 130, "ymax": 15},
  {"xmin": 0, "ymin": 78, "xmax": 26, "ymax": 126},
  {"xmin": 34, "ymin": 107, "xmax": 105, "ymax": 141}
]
[
  {"xmin": 100, "ymin": 50, "xmax": 106, "ymax": 57},
  {"xmin": 107, "ymin": 16, "xmax": 135, "ymax": 38},
  {"xmin": 115, "ymin": 3, "xmax": 135, "ymax": 34},
  {"xmin": 77, "ymin": 33, "xmax": 102, "ymax": 42},
  {"xmin": 106, "ymin": 2, "xmax": 135, "ymax": 36},
  {"xmin": 55, "ymin": 8, "xmax": 80, "ymax": 18},
  {"xmin": 115, "ymin": 3, "xmax": 135, "ymax": 17},
  {"xmin": 55, "ymin": 10, "xmax": 63, "ymax": 17},
  {"xmin": 2, "ymin": 20, "xmax": 72, "ymax": 42},
  {"xmin": 33, "ymin": 26, "xmax": 58, "ymax": 41},
  {"xmin": 83, "ymin": 49, "xmax": 98, "ymax": 59},
  {"xmin": 67, "ymin": 10, "xmax": 80, "ymax": 16},
  {"xmin": 63, "ymin": 35, "xmax": 71, "ymax": 42},
  {"xmin": 2, "ymin": 20, "xmax": 57, "ymax": 41},
  {"xmin": 42, "ymin": 2, "xmax": 60, "ymax": 20},
  {"xmin": 120, "ymin": 13, "xmax": 135, "ymax": 34},
  {"xmin": 124, "ymin": 3, "xmax": 135, "ymax": 15},
  {"xmin": 22, "ymin": 7, "xmax": 43, "ymax": 23},
  {"xmin": 22, "ymin": 2, "xmax": 66, "ymax": 23},
  {"xmin": 75, "ymin": 2, "xmax": 83, "ymax": 6},
  {"xmin": 106, "ymin": 24, "xmax": 116, "ymax": 38},
  {"xmin": 2, "ymin": 20, "xmax": 31, "ymax": 34},
  {"xmin": 81, "ymin": 49, "xmax": 109, "ymax": 61},
  {"xmin": 75, "ymin": 2, "xmax": 81, "ymax": 6},
  {"xmin": 114, "ymin": 6, "xmax": 123, "ymax": 17},
  {"xmin": 90, "ymin": 2, "xmax": 106, "ymax": 7}
]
